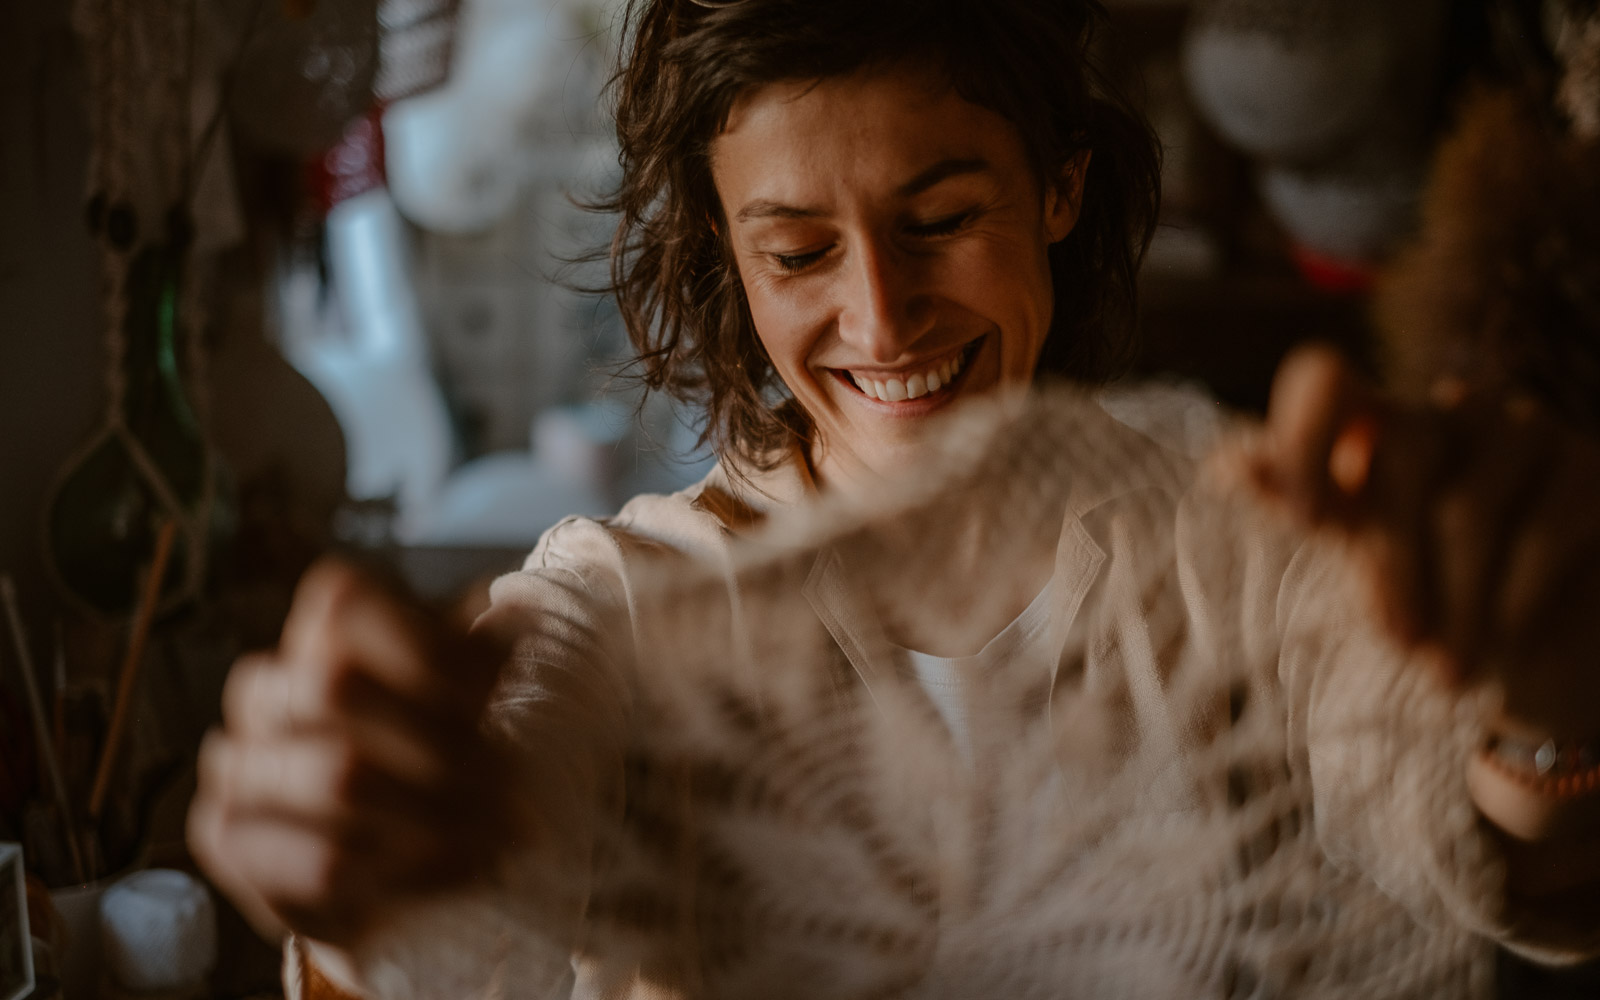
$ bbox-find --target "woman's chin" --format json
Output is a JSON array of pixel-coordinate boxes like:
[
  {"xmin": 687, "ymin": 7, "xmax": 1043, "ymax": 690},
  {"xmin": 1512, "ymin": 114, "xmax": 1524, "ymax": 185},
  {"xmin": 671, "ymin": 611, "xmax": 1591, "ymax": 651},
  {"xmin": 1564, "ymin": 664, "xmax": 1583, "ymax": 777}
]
[{"xmin": 813, "ymin": 403, "xmax": 988, "ymax": 491}]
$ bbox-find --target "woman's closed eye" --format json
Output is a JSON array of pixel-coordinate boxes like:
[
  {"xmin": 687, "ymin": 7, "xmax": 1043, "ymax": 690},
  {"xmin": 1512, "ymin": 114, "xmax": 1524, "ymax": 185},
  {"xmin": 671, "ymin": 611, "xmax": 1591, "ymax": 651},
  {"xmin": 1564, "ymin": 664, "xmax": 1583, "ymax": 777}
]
[
  {"xmin": 905, "ymin": 210, "xmax": 976, "ymax": 239},
  {"xmin": 765, "ymin": 210, "xmax": 979, "ymax": 273},
  {"xmin": 772, "ymin": 246, "xmax": 831, "ymax": 273}
]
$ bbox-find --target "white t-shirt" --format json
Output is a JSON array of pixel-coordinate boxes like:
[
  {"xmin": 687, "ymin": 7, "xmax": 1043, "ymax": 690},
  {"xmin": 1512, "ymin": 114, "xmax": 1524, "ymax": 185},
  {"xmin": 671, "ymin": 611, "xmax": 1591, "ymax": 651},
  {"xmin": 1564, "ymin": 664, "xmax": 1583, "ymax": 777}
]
[{"xmin": 901, "ymin": 579, "xmax": 1057, "ymax": 767}]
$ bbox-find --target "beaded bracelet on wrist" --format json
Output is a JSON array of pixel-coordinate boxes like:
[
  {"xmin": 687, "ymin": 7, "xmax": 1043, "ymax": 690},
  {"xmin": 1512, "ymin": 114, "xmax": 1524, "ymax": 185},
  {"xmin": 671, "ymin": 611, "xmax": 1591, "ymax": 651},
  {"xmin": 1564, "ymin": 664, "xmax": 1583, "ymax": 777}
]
[{"xmin": 1486, "ymin": 735, "xmax": 1600, "ymax": 797}]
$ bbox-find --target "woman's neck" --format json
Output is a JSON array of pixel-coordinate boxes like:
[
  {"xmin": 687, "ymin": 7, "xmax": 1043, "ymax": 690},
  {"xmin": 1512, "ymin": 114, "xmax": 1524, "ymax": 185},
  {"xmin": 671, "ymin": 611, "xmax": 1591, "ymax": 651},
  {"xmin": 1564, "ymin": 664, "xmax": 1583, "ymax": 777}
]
[{"xmin": 812, "ymin": 438, "xmax": 1062, "ymax": 659}]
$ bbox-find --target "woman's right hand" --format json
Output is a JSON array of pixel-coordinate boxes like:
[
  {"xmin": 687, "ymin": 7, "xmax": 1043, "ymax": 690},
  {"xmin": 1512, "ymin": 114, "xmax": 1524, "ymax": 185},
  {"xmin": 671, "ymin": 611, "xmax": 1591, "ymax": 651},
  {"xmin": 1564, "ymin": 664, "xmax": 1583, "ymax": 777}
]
[{"xmin": 188, "ymin": 558, "xmax": 515, "ymax": 956}]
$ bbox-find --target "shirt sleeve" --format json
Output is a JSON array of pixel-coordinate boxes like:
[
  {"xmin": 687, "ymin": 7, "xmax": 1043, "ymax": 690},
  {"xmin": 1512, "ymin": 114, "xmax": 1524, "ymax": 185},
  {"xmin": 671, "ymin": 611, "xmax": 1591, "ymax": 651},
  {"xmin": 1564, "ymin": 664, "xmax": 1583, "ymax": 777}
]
[{"xmin": 1276, "ymin": 537, "xmax": 1600, "ymax": 964}]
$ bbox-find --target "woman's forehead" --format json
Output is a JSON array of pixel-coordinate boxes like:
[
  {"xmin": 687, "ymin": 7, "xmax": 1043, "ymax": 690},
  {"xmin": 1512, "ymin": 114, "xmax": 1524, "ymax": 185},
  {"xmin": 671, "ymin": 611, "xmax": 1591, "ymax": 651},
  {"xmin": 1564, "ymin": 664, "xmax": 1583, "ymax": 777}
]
[
  {"xmin": 721, "ymin": 64, "xmax": 1005, "ymax": 140},
  {"xmin": 712, "ymin": 67, "xmax": 1030, "ymax": 203}
]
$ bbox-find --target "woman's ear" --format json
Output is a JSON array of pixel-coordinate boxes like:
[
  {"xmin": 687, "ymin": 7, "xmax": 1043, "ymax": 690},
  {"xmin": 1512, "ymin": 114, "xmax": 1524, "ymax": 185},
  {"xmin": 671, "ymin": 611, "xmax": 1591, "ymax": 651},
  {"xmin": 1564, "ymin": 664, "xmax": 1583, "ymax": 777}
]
[{"xmin": 1044, "ymin": 150, "xmax": 1092, "ymax": 244}]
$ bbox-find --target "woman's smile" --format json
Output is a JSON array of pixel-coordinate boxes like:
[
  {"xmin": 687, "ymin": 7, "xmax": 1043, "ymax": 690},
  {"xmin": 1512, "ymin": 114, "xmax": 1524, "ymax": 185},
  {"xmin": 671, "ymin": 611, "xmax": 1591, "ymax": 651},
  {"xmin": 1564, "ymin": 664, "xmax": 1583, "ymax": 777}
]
[{"xmin": 831, "ymin": 335, "xmax": 985, "ymax": 409}]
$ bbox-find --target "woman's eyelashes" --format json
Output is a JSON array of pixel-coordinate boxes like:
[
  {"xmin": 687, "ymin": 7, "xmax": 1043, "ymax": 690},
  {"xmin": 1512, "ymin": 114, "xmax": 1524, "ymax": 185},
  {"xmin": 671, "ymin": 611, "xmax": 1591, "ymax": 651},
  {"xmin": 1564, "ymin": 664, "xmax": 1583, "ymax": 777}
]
[
  {"xmin": 905, "ymin": 210, "xmax": 976, "ymax": 239},
  {"xmin": 767, "ymin": 211, "xmax": 980, "ymax": 274},
  {"xmin": 773, "ymin": 246, "xmax": 830, "ymax": 273}
]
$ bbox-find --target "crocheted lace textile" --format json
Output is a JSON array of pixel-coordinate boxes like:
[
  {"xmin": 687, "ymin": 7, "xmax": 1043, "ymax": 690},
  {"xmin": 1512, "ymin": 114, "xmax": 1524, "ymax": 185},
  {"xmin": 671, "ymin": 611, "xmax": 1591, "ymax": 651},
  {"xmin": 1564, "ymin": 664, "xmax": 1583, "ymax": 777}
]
[{"xmin": 349, "ymin": 386, "xmax": 1534, "ymax": 999}]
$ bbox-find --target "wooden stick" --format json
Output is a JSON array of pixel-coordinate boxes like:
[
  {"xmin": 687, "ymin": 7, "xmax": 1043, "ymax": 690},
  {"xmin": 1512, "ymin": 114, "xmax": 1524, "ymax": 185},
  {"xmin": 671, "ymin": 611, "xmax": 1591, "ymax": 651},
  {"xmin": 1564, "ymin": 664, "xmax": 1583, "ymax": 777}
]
[
  {"xmin": 89, "ymin": 519, "xmax": 179, "ymax": 822},
  {"xmin": 1, "ymin": 575, "xmax": 87, "ymax": 883},
  {"xmin": 52, "ymin": 620, "xmax": 66, "ymax": 763}
]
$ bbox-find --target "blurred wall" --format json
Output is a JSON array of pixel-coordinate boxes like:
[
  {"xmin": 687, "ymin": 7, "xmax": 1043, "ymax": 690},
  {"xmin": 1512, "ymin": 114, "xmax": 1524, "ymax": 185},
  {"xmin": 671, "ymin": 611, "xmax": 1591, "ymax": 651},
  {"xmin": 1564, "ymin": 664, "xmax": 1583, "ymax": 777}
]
[{"xmin": 0, "ymin": 1, "xmax": 105, "ymax": 626}]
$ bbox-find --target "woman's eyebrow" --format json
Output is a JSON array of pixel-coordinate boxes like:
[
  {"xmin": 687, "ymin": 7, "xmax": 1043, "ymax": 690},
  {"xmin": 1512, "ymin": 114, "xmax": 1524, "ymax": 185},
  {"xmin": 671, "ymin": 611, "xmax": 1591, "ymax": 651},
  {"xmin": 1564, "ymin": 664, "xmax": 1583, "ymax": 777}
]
[
  {"xmin": 735, "ymin": 200, "xmax": 821, "ymax": 223},
  {"xmin": 897, "ymin": 157, "xmax": 992, "ymax": 197},
  {"xmin": 733, "ymin": 158, "xmax": 996, "ymax": 224}
]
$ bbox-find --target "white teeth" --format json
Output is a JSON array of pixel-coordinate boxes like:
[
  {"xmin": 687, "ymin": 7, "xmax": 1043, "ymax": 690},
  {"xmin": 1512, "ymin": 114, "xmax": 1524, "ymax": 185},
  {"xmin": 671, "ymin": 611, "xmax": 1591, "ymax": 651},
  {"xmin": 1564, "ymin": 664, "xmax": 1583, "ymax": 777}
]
[
  {"xmin": 849, "ymin": 343, "xmax": 972, "ymax": 402},
  {"xmin": 852, "ymin": 373, "xmax": 894, "ymax": 401}
]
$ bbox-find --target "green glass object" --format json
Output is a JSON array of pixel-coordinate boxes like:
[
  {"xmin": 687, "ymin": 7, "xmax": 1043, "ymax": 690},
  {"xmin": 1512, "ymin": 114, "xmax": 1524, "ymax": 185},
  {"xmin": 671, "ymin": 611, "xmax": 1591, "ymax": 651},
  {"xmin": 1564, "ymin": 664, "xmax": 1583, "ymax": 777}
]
[{"xmin": 45, "ymin": 242, "xmax": 229, "ymax": 617}]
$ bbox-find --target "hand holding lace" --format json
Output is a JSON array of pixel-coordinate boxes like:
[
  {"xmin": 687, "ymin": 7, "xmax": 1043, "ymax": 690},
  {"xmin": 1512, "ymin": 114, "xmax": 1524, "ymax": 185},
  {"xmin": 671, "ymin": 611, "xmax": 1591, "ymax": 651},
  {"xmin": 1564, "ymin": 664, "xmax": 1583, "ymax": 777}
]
[{"xmin": 1244, "ymin": 345, "xmax": 1600, "ymax": 891}]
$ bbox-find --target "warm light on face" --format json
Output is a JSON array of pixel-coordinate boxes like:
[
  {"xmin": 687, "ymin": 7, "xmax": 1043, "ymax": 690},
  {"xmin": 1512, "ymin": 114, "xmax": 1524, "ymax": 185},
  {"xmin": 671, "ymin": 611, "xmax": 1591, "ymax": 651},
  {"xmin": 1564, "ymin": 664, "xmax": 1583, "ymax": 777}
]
[{"xmin": 711, "ymin": 66, "xmax": 1084, "ymax": 493}]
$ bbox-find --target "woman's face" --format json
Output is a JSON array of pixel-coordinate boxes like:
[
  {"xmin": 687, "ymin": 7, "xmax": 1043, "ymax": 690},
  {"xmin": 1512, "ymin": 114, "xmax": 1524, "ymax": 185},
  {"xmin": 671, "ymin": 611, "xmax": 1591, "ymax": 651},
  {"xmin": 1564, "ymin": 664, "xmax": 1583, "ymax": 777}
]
[{"xmin": 712, "ymin": 66, "xmax": 1085, "ymax": 489}]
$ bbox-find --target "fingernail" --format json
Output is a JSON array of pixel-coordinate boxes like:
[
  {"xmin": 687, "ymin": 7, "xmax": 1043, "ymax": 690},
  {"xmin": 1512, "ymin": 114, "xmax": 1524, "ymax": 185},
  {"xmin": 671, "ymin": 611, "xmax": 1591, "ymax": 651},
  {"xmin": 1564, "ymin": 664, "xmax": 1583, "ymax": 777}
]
[{"xmin": 1329, "ymin": 418, "xmax": 1378, "ymax": 497}]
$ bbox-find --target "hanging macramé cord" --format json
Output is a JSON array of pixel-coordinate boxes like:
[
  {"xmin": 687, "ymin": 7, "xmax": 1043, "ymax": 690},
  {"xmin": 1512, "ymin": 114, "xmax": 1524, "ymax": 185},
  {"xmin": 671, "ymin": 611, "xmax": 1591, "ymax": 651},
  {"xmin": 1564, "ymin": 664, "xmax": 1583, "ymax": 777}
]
[{"xmin": 45, "ymin": 0, "xmax": 219, "ymax": 618}]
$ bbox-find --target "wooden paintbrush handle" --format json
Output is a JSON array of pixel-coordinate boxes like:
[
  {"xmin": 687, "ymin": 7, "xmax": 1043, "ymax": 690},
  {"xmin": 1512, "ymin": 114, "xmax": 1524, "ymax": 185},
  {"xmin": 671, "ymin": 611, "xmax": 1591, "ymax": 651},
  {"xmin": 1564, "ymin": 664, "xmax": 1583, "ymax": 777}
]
[{"xmin": 89, "ymin": 519, "xmax": 179, "ymax": 823}]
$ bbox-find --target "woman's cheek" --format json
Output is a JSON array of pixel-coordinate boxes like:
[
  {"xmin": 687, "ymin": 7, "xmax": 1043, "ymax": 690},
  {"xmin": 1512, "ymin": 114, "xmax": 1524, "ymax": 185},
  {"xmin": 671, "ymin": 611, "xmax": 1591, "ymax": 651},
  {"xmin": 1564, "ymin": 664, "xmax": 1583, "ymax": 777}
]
[{"xmin": 746, "ymin": 294, "xmax": 820, "ymax": 379}]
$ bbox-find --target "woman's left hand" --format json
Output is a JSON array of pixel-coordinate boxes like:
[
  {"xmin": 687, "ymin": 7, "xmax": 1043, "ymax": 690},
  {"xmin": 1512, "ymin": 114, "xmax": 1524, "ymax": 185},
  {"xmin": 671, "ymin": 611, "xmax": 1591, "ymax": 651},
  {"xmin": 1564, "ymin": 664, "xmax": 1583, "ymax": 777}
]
[{"xmin": 1246, "ymin": 345, "xmax": 1600, "ymax": 888}]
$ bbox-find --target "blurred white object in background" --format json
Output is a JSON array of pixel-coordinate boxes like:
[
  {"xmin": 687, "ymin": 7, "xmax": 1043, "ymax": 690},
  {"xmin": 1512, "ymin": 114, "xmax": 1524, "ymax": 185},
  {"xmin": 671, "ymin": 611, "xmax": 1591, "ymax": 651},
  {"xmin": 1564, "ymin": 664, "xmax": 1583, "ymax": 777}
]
[
  {"xmin": 1181, "ymin": 0, "xmax": 1447, "ymax": 268},
  {"xmin": 277, "ymin": 0, "xmax": 709, "ymax": 548},
  {"xmin": 1257, "ymin": 120, "xmax": 1430, "ymax": 263},
  {"xmin": 279, "ymin": 188, "xmax": 456, "ymax": 528},
  {"xmin": 1183, "ymin": 0, "xmax": 1394, "ymax": 164},
  {"xmin": 375, "ymin": 0, "xmax": 460, "ymax": 103},
  {"xmin": 533, "ymin": 401, "xmax": 631, "ymax": 501},
  {"xmin": 384, "ymin": 0, "xmax": 587, "ymax": 233},
  {"xmin": 279, "ymin": 190, "xmax": 590, "ymax": 546},
  {"xmin": 411, "ymin": 403, "xmax": 624, "ymax": 545},
  {"xmin": 98, "ymin": 869, "xmax": 216, "ymax": 994},
  {"xmin": 281, "ymin": 188, "xmax": 644, "ymax": 546}
]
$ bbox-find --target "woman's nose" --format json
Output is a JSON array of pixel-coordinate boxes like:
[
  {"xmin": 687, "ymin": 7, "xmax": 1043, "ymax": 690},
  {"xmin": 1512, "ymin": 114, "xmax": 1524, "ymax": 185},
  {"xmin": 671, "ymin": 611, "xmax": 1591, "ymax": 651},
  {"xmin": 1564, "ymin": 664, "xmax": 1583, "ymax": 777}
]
[{"xmin": 836, "ymin": 242, "xmax": 931, "ymax": 364}]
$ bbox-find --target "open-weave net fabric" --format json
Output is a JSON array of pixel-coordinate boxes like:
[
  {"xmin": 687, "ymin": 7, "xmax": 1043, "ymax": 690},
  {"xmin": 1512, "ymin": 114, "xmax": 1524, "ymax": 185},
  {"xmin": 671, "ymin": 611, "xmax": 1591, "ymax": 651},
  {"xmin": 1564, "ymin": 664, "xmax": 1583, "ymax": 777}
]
[{"xmin": 346, "ymin": 385, "xmax": 1550, "ymax": 999}]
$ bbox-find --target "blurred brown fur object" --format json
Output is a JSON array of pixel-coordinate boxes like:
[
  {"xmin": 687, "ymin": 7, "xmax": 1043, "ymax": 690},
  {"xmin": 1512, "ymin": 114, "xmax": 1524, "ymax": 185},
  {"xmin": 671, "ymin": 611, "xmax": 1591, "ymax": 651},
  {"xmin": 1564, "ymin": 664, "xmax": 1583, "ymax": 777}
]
[
  {"xmin": 1375, "ymin": 86, "xmax": 1600, "ymax": 430},
  {"xmin": 1550, "ymin": 0, "xmax": 1600, "ymax": 139}
]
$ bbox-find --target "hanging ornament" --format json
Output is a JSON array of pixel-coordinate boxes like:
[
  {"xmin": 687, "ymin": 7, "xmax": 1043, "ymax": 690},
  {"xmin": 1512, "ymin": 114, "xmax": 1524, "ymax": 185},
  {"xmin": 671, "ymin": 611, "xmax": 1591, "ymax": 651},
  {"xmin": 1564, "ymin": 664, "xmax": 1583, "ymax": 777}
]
[
  {"xmin": 46, "ymin": 0, "xmax": 232, "ymax": 618},
  {"xmin": 374, "ymin": 0, "xmax": 459, "ymax": 104},
  {"xmin": 1182, "ymin": 0, "xmax": 1447, "ymax": 165}
]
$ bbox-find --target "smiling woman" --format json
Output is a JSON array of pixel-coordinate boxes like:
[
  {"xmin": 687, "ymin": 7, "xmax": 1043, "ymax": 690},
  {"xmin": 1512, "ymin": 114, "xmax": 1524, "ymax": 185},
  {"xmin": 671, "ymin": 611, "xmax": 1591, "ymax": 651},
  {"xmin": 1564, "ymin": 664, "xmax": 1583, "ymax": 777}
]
[
  {"xmin": 598, "ymin": 0, "xmax": 1160, "ymax": 479},
  {"xmin": 186, "ymin": 1, "xmax": 1600, "ymax": 997}
]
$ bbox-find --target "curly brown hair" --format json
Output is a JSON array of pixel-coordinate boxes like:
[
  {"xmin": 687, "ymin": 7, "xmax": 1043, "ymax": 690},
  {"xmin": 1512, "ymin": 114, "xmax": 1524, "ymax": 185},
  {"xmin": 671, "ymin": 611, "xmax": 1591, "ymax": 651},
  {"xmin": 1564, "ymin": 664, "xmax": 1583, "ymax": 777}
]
[{"xmin": 596, "ymin": 0, "xmax": 1162, "ymax": 470}]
